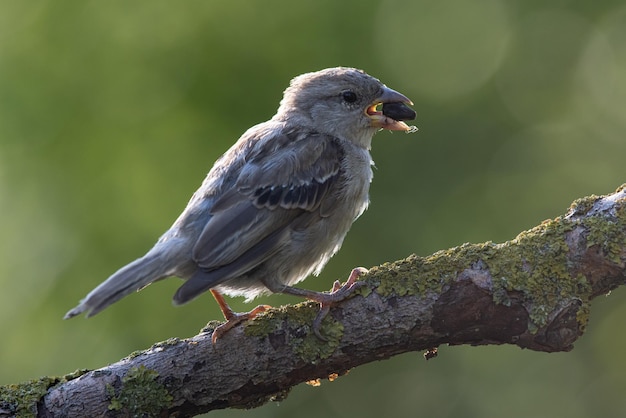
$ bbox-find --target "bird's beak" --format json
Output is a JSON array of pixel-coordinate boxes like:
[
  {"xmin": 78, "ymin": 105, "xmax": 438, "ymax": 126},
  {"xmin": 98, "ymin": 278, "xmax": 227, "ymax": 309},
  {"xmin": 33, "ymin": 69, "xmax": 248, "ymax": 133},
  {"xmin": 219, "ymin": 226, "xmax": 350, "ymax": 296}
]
[{"xmin": 366, "ymin": 86, "xmax": 416, "ymax": 132}]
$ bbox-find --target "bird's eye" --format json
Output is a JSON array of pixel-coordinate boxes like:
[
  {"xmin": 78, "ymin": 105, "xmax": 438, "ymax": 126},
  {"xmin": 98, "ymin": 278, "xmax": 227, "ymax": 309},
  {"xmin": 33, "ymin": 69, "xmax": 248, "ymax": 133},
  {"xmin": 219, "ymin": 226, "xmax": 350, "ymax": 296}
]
[{"xmin": 341, "ymin": 90, "xmax": 358, "ymax": 103}]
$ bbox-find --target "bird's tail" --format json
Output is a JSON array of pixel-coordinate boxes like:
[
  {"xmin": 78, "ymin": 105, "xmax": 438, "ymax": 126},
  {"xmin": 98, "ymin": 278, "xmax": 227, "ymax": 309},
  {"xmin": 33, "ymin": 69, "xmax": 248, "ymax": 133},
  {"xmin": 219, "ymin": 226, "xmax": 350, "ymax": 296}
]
[{"xmin": 64, "ymin": 254, "xmax": 169, "ymax": 319}]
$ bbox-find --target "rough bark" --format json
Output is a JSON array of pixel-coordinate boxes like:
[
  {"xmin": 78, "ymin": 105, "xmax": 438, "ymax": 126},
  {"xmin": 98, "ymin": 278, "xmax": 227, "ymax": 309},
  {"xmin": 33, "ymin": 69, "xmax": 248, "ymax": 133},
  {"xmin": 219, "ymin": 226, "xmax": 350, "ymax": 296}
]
[{"xmin": 1, "ymin": 185, "xmax": 625, "ymax": 418}]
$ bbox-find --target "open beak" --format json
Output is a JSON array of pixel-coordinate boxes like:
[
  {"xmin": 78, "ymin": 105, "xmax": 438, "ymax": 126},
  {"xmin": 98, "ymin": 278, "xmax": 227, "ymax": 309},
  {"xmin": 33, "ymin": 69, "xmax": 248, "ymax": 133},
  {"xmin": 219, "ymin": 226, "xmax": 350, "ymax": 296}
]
[{"xmin": 366, "ymin": 86, "xmax": 416, "ymax": 132}]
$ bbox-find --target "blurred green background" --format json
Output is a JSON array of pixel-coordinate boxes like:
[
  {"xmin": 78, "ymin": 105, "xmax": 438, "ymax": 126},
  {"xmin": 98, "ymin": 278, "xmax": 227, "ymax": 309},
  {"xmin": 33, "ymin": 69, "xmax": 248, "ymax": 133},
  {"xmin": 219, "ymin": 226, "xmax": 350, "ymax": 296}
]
[{"xmin": 1, "ymin": 1, "xmax": 626, "ymax": 417}]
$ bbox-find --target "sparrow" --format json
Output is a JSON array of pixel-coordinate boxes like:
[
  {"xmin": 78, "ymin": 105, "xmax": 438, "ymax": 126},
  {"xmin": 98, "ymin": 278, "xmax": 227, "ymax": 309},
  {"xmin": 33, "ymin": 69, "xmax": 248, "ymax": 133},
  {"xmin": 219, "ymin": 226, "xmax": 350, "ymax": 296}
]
[{"xmin": 64, "ymin": 67, "xmax": 417, "ymax": 341}]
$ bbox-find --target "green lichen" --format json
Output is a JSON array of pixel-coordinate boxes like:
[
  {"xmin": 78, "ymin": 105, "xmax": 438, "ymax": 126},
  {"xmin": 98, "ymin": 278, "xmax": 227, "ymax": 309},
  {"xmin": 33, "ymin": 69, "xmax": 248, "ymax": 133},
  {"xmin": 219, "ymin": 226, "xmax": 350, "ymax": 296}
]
[
  {"xmin": 374, "ymin": 242, "xmax": 498, "ymax": 299},
  {"xmin": 150, "ymin": 337, "xmax": 181, "ymax": 350},
  {"xmin": 126, "ymin": 349, "xmax": 144, "ymax": 360},
  {"xmin": 371, "ymin": 213, "xmax": 603, "ymax": 334},
  {"xmin": 575, "ymin": 303, "xmax": 591, "ymax": 333},
  {"xmin": 484, "ymin": 190, "xmax": 625, "ymax": 333},
  {"xmin": 0, "ymin": 377, "xmax": 58, "ymax": 417},
  {"xmin": 566, "ymin": 188, "xmax": 626, "ymax": 266},
  {"xmin": 292, "ymin": 320, "xmax": 344, "ymax": 363},
  {"xmin": 584, "ymin": 205, "xmax": 626, "ymax": 266},
  {"xmin": 567, "ymin": 194, "xmax": 600, "ymax": 217},
  {"xmin": 374, "ymin": 254, "xmax": 445, "ymax": 298},
  {"xmin": 108, "ymin": 365, "xmax": 172, "ymax": 417},
  {"xmin": 245, "ymin": 303, "xmax": 343, "ymax": 363},
  {"xmin": 487, "ymin": 216, "xmax": 592, "ymax": 332},
  {"xmin": 244, "ymin": 304, "xmax": 304, "ymax": 338},
  {"xmin": 0, "ymin": 369, "xmax": 89, "ymax": 418}
]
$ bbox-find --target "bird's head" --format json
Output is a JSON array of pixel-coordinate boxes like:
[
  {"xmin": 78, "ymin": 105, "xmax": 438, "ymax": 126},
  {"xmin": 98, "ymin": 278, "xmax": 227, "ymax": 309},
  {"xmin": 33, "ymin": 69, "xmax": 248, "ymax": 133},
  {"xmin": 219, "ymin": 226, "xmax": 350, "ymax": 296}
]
[{"xmin": 275, "ymin": 67, "xmax": 416, "ymax": 148}]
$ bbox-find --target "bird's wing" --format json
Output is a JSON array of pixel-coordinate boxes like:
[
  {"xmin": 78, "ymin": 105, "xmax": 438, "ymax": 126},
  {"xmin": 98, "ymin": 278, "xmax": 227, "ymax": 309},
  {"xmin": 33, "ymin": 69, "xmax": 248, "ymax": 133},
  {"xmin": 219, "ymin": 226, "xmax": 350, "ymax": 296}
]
[{"xmin": 174, "ymin": 130, "xmax": 343, "ymax": 303}]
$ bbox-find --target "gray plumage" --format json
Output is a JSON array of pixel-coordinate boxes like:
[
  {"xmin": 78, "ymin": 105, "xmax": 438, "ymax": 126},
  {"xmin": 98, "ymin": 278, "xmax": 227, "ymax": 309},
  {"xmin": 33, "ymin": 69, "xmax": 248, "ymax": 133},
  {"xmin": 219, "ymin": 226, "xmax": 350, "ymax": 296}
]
[{"xmin": 64, "ymin": 67, "xmax": 415, "ymax": 321}]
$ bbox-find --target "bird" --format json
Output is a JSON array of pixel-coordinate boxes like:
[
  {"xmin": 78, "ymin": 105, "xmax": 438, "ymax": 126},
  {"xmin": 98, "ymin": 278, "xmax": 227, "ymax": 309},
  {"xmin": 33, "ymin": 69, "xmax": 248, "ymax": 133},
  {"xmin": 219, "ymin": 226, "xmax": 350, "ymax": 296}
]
[{"xmin": 64, "ymin": 67, "xmax": 417, "ymax": 341}]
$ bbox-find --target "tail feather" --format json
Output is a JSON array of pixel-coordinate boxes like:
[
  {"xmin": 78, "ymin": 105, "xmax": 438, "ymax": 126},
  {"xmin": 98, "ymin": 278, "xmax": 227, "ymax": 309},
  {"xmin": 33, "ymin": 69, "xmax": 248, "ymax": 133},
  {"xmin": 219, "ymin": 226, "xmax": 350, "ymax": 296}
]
[{"xmin": 64, "ymin": 254, "xmax": 168, "ymax": 319}]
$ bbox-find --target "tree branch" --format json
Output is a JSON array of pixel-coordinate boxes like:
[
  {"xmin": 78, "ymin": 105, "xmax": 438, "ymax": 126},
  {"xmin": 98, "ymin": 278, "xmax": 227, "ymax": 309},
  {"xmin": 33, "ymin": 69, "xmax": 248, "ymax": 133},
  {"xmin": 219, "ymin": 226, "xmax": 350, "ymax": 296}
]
[{"xmin": 2, "ymin": 185, "xmax": 625, "ymax": 417}]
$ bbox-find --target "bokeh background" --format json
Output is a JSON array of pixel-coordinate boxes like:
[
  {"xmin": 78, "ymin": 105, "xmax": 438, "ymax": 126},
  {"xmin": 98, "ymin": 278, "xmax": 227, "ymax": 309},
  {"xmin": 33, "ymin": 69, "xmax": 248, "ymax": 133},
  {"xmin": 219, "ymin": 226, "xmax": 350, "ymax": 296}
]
[{"xmin": 1, "ymin": 1, "xmax": 626, "ymax": 417}]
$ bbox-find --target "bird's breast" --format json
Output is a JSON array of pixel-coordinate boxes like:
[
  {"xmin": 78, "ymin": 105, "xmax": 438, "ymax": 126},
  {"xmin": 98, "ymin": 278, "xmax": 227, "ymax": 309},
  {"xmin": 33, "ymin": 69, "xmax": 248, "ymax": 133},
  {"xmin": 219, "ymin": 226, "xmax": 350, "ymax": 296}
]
[{"xmin": 340, "ymin": 146, "xmax": 374, "ymax": 219}]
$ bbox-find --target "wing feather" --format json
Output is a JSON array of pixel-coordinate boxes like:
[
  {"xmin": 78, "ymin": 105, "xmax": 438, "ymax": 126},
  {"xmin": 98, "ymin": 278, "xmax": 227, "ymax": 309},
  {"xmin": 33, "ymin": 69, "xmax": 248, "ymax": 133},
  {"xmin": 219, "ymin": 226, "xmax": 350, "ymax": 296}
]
[{"xmin": 183, "ymin": 129, "xmax": 344, "ymax": 297}]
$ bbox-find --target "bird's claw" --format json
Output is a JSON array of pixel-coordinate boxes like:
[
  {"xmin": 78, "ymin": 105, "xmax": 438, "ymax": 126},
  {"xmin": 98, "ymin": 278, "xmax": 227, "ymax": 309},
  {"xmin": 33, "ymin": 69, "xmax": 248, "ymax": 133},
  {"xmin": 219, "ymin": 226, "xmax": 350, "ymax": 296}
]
[
  {"xmin": 312, "ymin": 267, "xmax": 368, "ymax": 340},
  {"xmin": 211, "ymin": 304, "xmax": 271, "ymax": 344}
]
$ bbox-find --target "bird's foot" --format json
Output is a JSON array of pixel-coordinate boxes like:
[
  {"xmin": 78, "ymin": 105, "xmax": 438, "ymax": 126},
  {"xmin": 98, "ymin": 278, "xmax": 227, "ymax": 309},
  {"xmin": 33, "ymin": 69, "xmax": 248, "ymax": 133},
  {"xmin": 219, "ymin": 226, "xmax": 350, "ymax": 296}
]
[
  {"xmin": 209, "ymin": 289, "xmax": 271, "ymax": 344},
  {"xmin": 311, "ymin": 267, "xmax": 368, "ymax": 340},
  {"xmin": 211, "ymin": 304, "xmax": 271, "ymax": 344}
]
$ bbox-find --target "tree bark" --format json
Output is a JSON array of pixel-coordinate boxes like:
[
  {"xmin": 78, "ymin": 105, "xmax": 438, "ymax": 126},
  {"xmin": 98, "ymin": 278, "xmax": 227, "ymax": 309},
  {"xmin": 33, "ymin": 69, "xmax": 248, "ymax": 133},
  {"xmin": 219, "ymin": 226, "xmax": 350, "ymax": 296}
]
[{"xmin": 1, "ymin": 185, "xmax": 625, "ymax": 418}]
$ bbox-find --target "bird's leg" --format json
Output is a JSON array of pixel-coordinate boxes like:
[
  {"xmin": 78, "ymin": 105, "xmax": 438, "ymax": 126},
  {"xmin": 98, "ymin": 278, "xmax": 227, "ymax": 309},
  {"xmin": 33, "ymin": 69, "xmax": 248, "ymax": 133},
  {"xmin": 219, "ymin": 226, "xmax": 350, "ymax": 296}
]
[
  {"xmin": 209, "ymin": 289, "xmax": 271, "ymax": 344},
  {"xmin": 266, "ymin": 267, "xmax": 368, "ymax": 340}
]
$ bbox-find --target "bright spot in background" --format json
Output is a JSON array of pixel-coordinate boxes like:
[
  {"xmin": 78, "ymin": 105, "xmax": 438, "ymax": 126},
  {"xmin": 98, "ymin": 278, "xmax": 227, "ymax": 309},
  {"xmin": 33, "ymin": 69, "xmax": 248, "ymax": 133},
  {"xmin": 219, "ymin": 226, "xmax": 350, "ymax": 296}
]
[
  {"xmin": 376, "ymin": 0, "xmax": 511, "ymax": 101},
  {"xmin": 494, "ymin": 9, "xmax": 592, "ymax": 124},
  {"xmin": 577, "ymin": 4, "xmax": 626, "ymax": 130}
]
